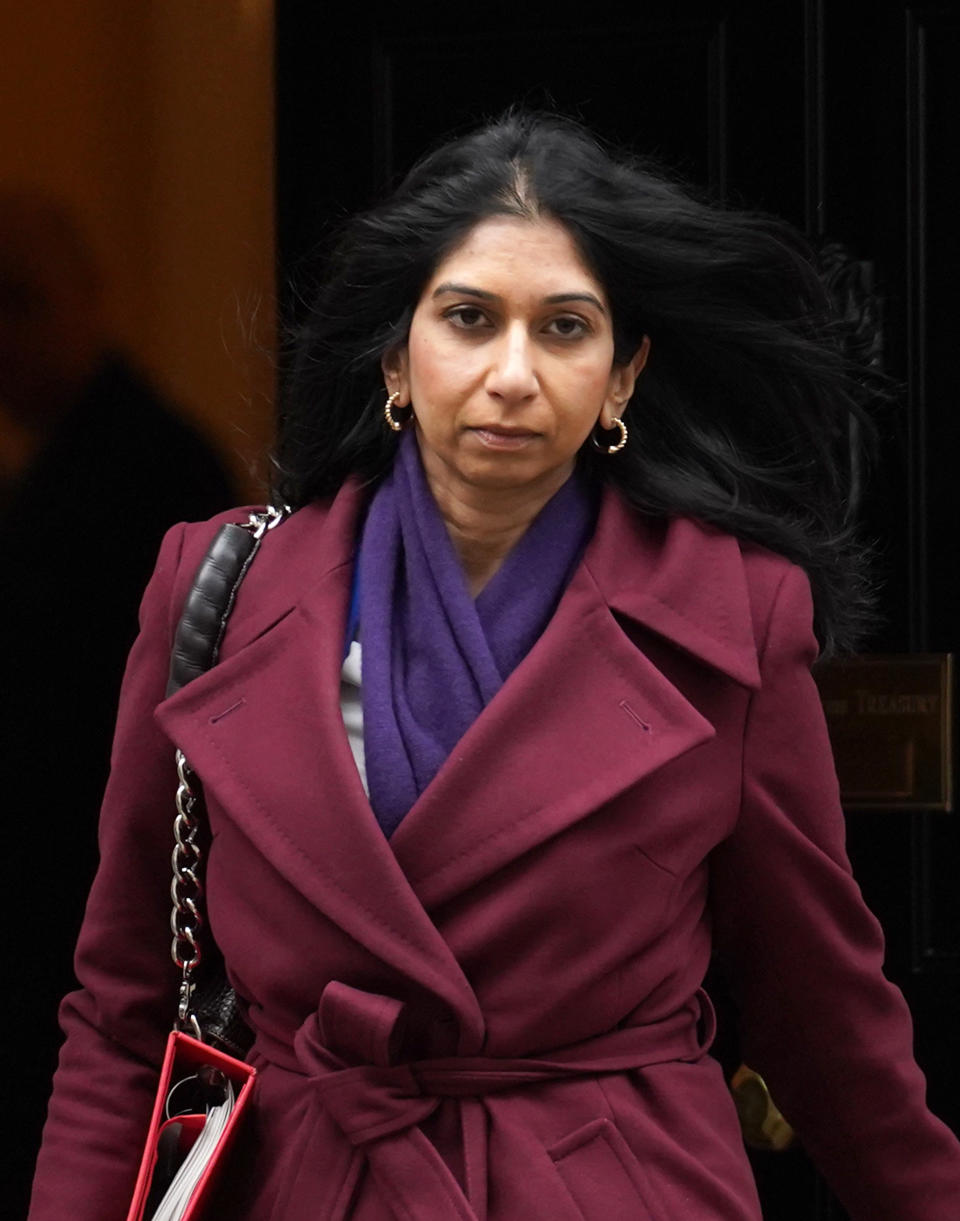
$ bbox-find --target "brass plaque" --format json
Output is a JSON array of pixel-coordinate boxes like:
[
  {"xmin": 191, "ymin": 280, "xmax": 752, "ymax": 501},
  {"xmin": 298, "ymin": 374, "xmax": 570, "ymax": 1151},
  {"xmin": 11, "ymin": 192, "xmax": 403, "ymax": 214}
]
[{"xmin": 814, "ymin": 654, "xmax": 953, "ymax": 811}]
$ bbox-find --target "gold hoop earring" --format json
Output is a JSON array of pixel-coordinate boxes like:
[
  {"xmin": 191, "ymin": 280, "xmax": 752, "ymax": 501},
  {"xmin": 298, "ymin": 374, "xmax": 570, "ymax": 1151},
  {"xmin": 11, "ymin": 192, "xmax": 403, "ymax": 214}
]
[
  {"xmin": 384, "ymin": 390, "xmax": 409, "ymax": 432},
  {"xmin": 592, "ymin": 416, "xmax": 628, "ymax": 455}
]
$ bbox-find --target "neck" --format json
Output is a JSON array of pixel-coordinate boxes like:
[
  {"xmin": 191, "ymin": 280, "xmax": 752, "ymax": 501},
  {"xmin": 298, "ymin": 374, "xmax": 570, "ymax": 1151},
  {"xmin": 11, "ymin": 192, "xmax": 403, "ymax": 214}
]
[{"xmin": 419, "ymin": 444, "xmax": 574, "ymax": 597}]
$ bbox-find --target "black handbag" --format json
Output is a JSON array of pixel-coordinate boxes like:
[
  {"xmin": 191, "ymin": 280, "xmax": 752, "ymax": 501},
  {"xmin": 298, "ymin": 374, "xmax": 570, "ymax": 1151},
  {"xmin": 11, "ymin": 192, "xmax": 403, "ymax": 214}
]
[
  {"xmin": 165, "ymin": 505, "xmax": 287, "ymax": 1055},
  {"xmin": 127, "ymin": 506, "xmax": 287, "ymax": 1221}
]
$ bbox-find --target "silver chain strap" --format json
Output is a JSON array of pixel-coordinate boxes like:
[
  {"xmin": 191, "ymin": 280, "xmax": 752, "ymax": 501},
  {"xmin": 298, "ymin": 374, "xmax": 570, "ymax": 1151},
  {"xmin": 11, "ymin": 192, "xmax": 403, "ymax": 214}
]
[
  {"xmin": 171, "ymin": 748, "xmax": 204, "ymax": 1039},
  {"xmin": 241, "ymin": 504, "xmax": 287, "ymax": 540},
  {"xmin": 167, "ymin": 504, "xmax": 288, "ymax": 1039}
]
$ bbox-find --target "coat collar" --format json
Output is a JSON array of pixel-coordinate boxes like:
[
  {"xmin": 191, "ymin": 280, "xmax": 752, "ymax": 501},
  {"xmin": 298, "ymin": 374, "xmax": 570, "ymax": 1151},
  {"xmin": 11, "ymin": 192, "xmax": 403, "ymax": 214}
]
[
  {"xmin": 583, "ymin": 490, "xmax": 761, "ymax": 690},
  {"xmin": 183, "ymin": 478, "xmax": 761, "ymax": 692},
  {"xmin": 154, "ymin": 477, "xmax": 760, "ymax": 1035}
]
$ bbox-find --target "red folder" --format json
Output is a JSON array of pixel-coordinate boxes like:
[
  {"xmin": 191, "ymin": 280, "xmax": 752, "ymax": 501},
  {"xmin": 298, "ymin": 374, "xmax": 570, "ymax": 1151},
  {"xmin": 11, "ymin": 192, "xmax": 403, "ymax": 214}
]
[{"xmin": 126, "ymin": 1031, "xmax": 257, "ymax": 1221}]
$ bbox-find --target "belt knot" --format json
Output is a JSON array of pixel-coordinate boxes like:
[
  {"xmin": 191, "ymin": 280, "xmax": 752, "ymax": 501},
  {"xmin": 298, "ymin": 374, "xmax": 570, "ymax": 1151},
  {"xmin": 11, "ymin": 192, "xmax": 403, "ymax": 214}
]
[
  {"xmin": 285, "ymin": 981, "xmax": 714, "ymax": 1221},
  {"xmin": 293, "ymin": 980, "xmax": 441, "ymax": 1145},
  {"xmin": 292, "ymin": 980, "xmax": 716, "ymax": 1151}
]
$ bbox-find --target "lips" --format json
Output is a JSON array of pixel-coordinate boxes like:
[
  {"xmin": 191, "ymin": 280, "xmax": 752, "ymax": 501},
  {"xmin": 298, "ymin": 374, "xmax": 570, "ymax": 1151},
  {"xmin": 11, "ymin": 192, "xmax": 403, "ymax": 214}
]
[{"xmin": 469, "ymin": 425, "xmax": 540, "ymax": 450}]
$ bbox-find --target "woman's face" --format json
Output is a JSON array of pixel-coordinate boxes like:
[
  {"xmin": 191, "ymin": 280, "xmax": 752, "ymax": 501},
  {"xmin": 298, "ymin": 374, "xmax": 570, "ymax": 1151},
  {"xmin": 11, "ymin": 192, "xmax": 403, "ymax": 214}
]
[{"xmin": 383, "ymin": 216, "xmax": 647, "ymax": 504}]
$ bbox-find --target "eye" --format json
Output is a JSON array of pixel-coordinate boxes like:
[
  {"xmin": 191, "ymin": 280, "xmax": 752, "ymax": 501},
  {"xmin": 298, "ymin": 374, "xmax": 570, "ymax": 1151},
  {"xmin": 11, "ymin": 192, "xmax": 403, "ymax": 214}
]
[
  {"xmin": 544, "ymin": 315, "xmax": 590, "ymax": 338},
  {"xmin": 445, "ymin": 305, "xmax": 491, "ymax": 330}
]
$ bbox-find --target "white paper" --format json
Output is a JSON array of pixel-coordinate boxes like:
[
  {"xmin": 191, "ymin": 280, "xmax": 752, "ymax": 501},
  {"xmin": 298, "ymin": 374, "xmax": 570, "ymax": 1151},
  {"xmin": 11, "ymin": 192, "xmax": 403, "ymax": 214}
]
[{"xmin": 150, "ymin": 1078, "xmax": 236, "ymax": 1221}]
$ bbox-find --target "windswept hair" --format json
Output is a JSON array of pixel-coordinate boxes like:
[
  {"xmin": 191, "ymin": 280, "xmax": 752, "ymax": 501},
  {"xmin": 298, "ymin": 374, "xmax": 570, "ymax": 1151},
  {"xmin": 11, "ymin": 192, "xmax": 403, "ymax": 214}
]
[{"xmin": 275, "ymin": 110, "xmax": 879, "ymax": 653}]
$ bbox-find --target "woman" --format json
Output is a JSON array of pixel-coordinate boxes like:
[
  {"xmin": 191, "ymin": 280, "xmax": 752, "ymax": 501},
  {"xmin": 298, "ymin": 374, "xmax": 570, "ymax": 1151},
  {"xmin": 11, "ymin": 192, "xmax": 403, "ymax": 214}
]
[{"xmin": 29, "ymin": 112, "xmax": 960, "ymax": 1219}]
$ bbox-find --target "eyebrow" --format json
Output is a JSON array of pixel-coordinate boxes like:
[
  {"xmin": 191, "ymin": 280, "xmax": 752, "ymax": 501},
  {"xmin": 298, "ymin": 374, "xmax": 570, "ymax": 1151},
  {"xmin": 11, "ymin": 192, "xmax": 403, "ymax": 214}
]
[{"xmin": 431, "ymin": 282, "xmax": 607, "ymax": 314}]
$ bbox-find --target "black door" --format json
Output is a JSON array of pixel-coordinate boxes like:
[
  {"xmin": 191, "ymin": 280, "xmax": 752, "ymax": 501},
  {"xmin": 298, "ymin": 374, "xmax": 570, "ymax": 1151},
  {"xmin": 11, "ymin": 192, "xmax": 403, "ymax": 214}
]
[{"xmin": 275, "ymin": 4, "xmax": 960, "ymax": 1216}]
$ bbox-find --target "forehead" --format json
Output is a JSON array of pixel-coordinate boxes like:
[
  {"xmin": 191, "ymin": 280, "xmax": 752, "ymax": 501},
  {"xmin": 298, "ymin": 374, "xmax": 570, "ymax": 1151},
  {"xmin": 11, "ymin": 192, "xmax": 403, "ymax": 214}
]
[{"xmin": 423, "ymin": 215, "xmax": 606, "ymax": 302}]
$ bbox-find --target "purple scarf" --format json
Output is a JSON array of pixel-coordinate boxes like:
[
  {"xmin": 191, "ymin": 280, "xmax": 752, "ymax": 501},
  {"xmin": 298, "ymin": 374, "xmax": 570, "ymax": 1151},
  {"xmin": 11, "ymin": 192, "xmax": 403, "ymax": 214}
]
[{"xmin": 357, "ymin": 432, "xmax": 597, "ymax": 837}]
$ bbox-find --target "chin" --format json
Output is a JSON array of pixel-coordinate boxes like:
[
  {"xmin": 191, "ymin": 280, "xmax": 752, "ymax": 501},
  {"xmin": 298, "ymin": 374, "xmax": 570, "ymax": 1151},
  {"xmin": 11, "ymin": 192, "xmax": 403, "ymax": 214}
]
[{"xmin": 459, "ymin": 458, "xmax": 569, "ymax": 494}]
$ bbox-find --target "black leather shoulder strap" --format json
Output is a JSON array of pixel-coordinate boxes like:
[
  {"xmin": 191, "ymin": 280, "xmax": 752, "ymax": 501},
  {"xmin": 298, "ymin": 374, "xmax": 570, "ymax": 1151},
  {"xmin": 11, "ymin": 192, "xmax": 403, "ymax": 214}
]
[{"xmin": 165, "ymin": 520, "xmax": 264, "ymax": 699}]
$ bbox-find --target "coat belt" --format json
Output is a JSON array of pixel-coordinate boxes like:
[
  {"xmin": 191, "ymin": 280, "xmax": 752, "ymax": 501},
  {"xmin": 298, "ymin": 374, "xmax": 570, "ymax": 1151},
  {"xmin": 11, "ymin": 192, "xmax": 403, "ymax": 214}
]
[{"xmin": 258, "ymin": 981, "xmax": 717, "ymax": 1221}]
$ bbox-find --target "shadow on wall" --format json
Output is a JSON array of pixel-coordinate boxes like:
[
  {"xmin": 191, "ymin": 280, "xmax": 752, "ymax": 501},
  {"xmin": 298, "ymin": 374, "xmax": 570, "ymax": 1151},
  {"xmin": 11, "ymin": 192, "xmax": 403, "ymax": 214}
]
[{"xmin": 0, "ymin": 189, "xmax": 238, "ymax": 1219}]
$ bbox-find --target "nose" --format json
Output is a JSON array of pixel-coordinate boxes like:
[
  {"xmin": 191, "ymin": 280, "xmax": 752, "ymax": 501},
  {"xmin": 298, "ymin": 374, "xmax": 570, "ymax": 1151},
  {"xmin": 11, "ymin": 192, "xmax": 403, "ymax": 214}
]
[{"xmin": 484, "ymin": 323, "xmax": 538, "ymax": 402}]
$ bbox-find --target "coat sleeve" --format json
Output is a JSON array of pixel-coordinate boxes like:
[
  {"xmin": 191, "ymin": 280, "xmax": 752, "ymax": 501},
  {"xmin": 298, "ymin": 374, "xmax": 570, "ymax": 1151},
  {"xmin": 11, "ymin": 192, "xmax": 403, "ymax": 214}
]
[
  {"xmin": 27, "ymin": 522, "xmax": 192, "ymax": 1220},
  {"xmin": 710, "ymin": 563, "xmax": 960, "ymax": 1220}
]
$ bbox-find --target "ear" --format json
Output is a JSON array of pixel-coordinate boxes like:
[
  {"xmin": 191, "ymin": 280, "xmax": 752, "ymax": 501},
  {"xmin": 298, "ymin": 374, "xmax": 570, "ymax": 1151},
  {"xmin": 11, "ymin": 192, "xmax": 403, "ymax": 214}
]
[
  {"xmin": 381, "ymin": 345, "xmax": 411, "ymax": 406},
  {"xmin": 600, "ymin": 335, "xmax": 651, "ymax": 428}
]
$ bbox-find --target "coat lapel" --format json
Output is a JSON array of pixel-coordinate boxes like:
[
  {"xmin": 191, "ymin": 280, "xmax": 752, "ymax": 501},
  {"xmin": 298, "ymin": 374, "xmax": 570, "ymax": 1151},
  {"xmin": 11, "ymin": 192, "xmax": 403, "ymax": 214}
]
[
  {"xmin": 154, "ymin": 483, "xmax": 486, "ymax": 1048},
  {"xmin": 586, "ymin": 492, "xmax": 762, "ymax": 691},
  {"xmin": 390, "ymin": 491, "xmax": 762, "ymax": 909}
]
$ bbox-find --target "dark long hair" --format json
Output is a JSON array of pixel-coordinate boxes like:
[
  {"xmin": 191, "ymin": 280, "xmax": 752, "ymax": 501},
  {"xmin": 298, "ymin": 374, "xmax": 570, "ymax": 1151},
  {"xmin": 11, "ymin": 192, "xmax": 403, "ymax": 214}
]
[{"xmin": 275, "ymin": 111, "xmax": 878, "ymax": 653}]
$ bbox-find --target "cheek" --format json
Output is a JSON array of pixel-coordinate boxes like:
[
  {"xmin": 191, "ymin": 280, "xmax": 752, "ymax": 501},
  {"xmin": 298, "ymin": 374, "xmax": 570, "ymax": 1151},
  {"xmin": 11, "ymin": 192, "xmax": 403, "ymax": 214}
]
[
  {"xmin": 408, "ymin": 336, "xmax": 457, "ymax": 403},
  {"xmin": 554, "ymin": 362, "xmax": 614, "ymax": 421}
]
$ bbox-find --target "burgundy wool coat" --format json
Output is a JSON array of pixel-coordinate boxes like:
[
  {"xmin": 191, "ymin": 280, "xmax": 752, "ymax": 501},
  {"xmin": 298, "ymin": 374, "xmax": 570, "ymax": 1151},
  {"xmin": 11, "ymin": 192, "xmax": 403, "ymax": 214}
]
[{"xmin": 29, "ymin": 479, "xmax": 960, "ymax": 1220}]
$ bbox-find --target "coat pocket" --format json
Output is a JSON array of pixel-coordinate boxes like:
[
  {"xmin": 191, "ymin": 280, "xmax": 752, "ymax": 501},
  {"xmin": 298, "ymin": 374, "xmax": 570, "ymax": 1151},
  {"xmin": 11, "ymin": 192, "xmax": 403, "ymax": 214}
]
[{"xmin": 548, "ymin": 1117, "xmax": 661, "ymax": 1221}]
